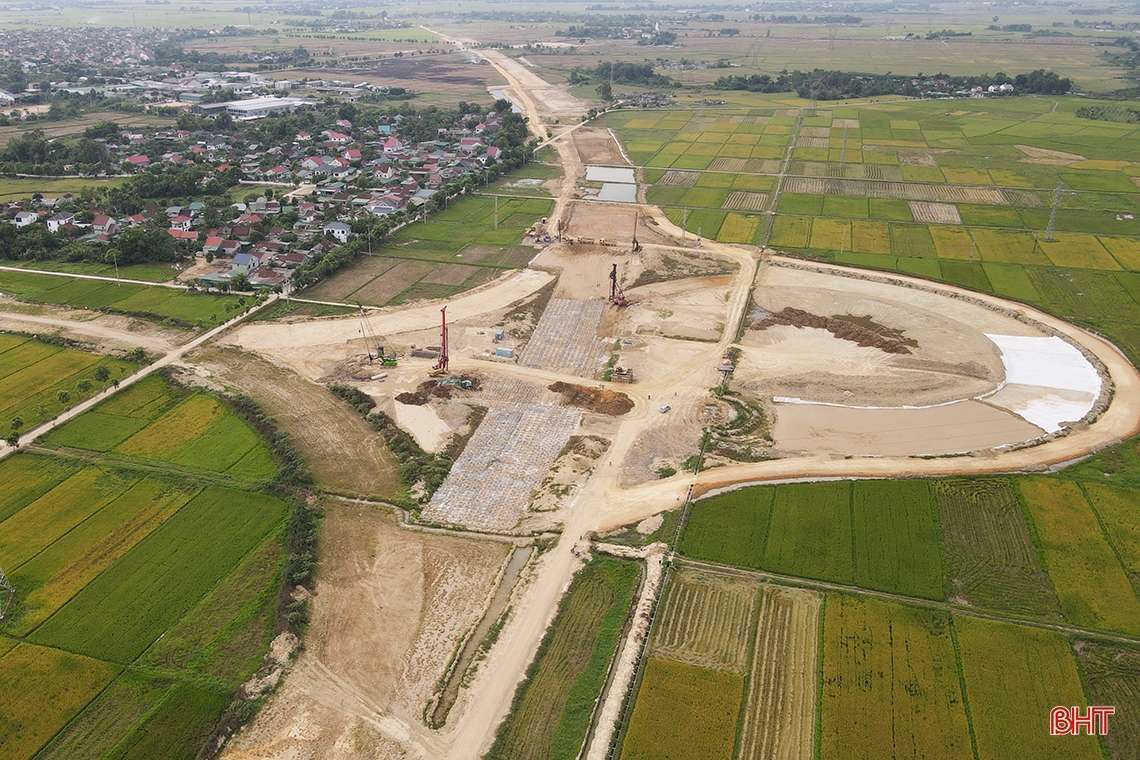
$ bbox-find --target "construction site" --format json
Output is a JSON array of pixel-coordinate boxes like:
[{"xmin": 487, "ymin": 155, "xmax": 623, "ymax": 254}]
[{"xmin": 204, "ymin": 37, "xmax": 1140, "ymax": 760}]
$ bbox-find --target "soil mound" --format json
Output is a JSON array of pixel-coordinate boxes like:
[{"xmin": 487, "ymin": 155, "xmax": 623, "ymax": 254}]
[
  {"xmin": 395, "ymin": 375, "xmax": 483, "ymax": 406},
  {"xmin": 548, "ymin": 381, "xmax": 634, "ymax": 416},
  {"xmin": 751, "ymin": 307, "xmax": 913, "ymax": 355}
]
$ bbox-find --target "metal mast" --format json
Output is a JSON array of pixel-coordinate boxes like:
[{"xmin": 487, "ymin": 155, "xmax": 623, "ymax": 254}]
[{"xmin": 1045, "ymin": 183, "xmax": 1063, "ymax": 241}]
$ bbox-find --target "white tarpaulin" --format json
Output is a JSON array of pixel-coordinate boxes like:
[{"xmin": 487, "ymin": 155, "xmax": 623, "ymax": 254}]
[{"xmin": 983, "ymin": 334, "xmax": 1101, "ymax": 433}]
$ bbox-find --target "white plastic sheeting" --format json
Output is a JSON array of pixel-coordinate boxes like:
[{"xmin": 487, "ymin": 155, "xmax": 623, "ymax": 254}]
[{"xmin": 983, "ymin": 334, "xmax": 1102, "ymax": 433}]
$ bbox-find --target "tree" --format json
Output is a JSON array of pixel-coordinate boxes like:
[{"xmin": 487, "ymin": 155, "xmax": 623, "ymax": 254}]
[
  {"xmin": 229, "ymin": 272, "xmax": 251, "ymax": 292},
  {"xmin": 57, "ymin": 390, "xmax": 70, "ymax": 406},
  {"xmin": 94, "ymin": 366, "xmax": 110, "ymax": 383},
  {"xmin": 596, "ymin": 82, "xmax": 613, "ymax": 101},
  {"xmin": 33, "ymin": 404, "xmax": 47, "ymax": 420},
  {"xmin": 10, "ymin": 416, "xmax": 22, "ymax": 432},
  {"xmin": 127, "ymin": 347, "xmax": 147, "ymax": 363},
  {"xmin": 77, "ymin": 379, "xmax": 92, "ymax": 395},
  {"xmin": 5, "ymin": 432, "xmax": 17, "ymax": 447}
]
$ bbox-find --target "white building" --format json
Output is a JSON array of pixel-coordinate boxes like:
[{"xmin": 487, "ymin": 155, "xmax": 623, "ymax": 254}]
[
  {"xmin": 323, "ymin": 221, "xmax": 351, "ymax": 243},
  {"xmin": 225, "ymin": 96, "xmax": 317, "ymax": 121},
  {"xmin": 47, "ymin": 212, "xmax": 75, "ymax": 233}
]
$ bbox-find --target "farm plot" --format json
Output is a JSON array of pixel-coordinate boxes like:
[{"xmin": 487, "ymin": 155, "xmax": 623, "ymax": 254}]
[
  {"xmin": 104, "ymin": 683, "xmax": 228, "ymax": 760},
  {"xmin": 45, "ymin": 376, "xmax": 277, "ymax": 480},
  {"xmin": 619, "ymin": 658, "xmax": 743, "ymax": 760},
  {"xmin": 0, "ymin": 337, "xmax": 137, "ymax": 430},
  {"xmin": 651, "ymin": 569, "xmax": 757, "ymax": 673},
  {"xmin": 852, "ymin": 480, "xmax": 943, "ymax": 600},
  {"xmin": 487, "ymin": 557, "xmax": 639, "ymax": 760},
  {"xmin": 659, "ymin": 170, "xmax": 700, "ymax": 186},
  {"xmin": 0, "ymin": 452, "xmax": 80, "ymax": 523},
  {"xmin": 29, "ymin": 485, "xmax": 287, "ymax": 664},
  {"xmin": 724, "ymin": 191, "xmax": 768, "ymax": 212},
  {"xmin": 678, "ymin": 487, "xmax": 774, "ymax": 569},
  {"xmin": 0, "ymin": 270, "xmax": 241, "ymax": 328},
  {"xmin": 0, "ymin": 643, "xmax": 119, "ymax": 760},
  {"xmin": 33, "ymin": 672, "xmax": 169, "ymax": 760},
  {"xmin": 1081, "ymin": 484, "xmax": 1140, "ymax": 577},
  {"xmin": 908, "ymin": 202, "xmax": 961, "ymax": 224},
  {"xmin": 933, "ymin": 479, "xmax": 1062, "ymax": 619},
  {"xmin": 304, "ymin": 195, "xmax": 551, "ymax": 305},
  {"xmin": 1074, "ymin": 641, "xmax": 1140, "ymax": 760},
  {"xmin": 737, "ymin": 586, "xmax": 821, "ymax": 760},
  {"xmin": 1019, "ymin": 478, "xmax": 1140, "ymax": 634},
  {"xmin": 764, "ymin": 482, "xmax": 853, "ymax": 584},
  {"xmin": 956, "ymin": 616, "xmax": 1101, "ymax": 760},
  {"xmin": 6, "ymin": 477, "xmax": 196, "ymax": 636},
  {"xmin": 820, "ymin": 595, "xmax": 972, "ymax": 760}
]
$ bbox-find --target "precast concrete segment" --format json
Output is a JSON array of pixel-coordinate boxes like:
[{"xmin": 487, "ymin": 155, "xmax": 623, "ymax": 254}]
[
  {"xmin": 519, "ymin": 298, "xmax": 609, "ymax": 379},
  {"xmin": 422, "ymin": 402, "xmax": 581, "ymax": 531}
]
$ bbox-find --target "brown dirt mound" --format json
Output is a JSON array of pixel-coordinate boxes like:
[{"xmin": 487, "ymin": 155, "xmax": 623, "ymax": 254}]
[
  {"xmin": 750, "ymin": 308, "xmax": 913, "ymax": 355},
  {"xmin": 548, "ymin": 382, "xmax": 633, "ymax": 416},
  {"xmin": 395, "ymin": 376, "xmax": 484, "ymax": 406}
]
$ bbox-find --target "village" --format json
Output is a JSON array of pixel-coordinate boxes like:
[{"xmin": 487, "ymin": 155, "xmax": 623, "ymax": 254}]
[{"xmin": 2, "ymin": 98, "xmax": 522, "ymax": 290}]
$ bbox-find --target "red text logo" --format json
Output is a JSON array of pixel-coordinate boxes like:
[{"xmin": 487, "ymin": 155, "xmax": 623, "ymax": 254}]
[{"xmin": 1051, "ymin": 706, "xmax": 1114, "ymax": 736}]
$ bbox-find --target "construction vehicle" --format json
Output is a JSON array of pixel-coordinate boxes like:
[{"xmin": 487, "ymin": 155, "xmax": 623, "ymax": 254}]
[
  {"xmin": 632, "ymin": 210, "xmax": 642, "ymax": 253},
  {"xmin": 611, "ymin": 366, "xmax": 635, "ymax": 383},
  {"xmin": 358, "ymin": 304, "xmax": 398, "ymax": 366},
  {"xmin": 609, "ymin": 263, "xmax": 629, "ymax": 307},
  {"xmin": 428, "ymin": 306, "xmax": 449, "ymax": 377},
  {"xmin": 440, "ymin": 378, "xmax": 473, "ymax": 389}
]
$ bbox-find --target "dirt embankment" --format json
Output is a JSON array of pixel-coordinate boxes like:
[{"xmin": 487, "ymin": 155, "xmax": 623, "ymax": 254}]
[
  {"xmin": 751, "ymin": 307, "xmax": 914, "ymax": 355},
  {"xmin": 188, "ymin": 346, "xmax": 402, "ymax": 498},
  {"xmin": 549, "ymin": 381, "xmax": 633, "ymax": 415}
]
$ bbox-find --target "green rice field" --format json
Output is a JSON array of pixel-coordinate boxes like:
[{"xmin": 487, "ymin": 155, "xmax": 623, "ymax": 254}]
[
  {"xmin": 0, "ymin": 270, "xmax": 244, "ymax": 328},
  {"xmin": 43, "ymin": 374, "xmax": 279, "ymax": 479},
  {"xmin": 678, "ymin": 472, "xmax": 1140, "ymax": 632},
  {"xmin": 0, "ymin": 368, "xmax": 289, "ymax": 760},
  {"xmin": 0, "ymin": 334, "xmax": 138, "ymax": 432}
]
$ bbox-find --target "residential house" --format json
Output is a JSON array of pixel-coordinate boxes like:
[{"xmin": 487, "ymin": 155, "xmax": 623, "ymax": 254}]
[
  {"xmin": 13, "ymin": 211, "xmax": 38, "ymax": 228},
  {"xmin": 92, "ymin": 215, "xmax": 117, "ymax": 236},
  {"xmin": 47, "ymin": 212, "xmax": 75, "ymax": 233},
  {"xmin": 231, "ymin": 252, "xmax": 259, "ymax": 272},
  {"xmin": 323, "ymin": 221, "xmax": 351, "ymax": 243},
  {"xmin": 170, "ymin": 214, "xmax": 194, "ymax": 232}
]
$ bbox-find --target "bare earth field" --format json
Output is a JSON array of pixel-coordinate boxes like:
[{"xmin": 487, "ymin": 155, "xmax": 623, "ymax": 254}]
[
  {"xmin": 222, "ymin": 504, "xmax": 509, "ymax": 760},
  {"xmin": 188, "ymin": 346, "xmax": 402, "ymax": 499},
  {"xmin": 573, "ymin": 127, "xmax": 630, "ymax": 167},
  {"xmin": 0, "ymin": 300, "xmax": 187, "ymax": 354}
]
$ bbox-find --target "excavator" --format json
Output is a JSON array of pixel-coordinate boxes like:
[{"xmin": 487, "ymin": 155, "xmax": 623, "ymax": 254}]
[{"xmin": 428, "ymin": 306, "xmax": 449, "ymax": 377}]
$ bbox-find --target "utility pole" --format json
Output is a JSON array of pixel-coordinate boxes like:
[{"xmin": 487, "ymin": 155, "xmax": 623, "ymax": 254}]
[
  {"xmin": 494, "ymin": 194, "xmax": 499, "ymax": 230},
  {"xmin": 699, "ymin": 85, "xmax": 706, "ymax": 118},
  {"xmin": 0, "ymin": 565, "xmax": 14, "ymax": 621},
  {"xmin": 682, "ymin": 207, "xmax": 688, "ymax": 241},
  {"xmin": 1046, "ymin": 183, "xmax": 1063, "ymax": 242},
  {"xmin": 112, "ymin": 249, "xmax": 120, "ymax": 286},
  {"xmin": 969, "ymin": 234, "xmax": 977, "ymax": 262}
]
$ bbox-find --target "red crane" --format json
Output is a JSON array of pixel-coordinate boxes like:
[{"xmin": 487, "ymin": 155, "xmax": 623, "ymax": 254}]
[{"xmin": 429, "ymin": 306, "xmax": 449, "ymax": 376}]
